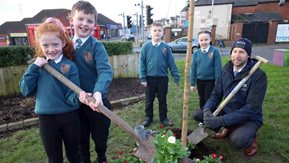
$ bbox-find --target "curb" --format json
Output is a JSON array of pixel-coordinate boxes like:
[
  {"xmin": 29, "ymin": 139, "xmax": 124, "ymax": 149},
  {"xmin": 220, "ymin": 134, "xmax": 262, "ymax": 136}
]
[{"xmin": 0, "ymin": 94, "xmax": 145, "ymax": 134}]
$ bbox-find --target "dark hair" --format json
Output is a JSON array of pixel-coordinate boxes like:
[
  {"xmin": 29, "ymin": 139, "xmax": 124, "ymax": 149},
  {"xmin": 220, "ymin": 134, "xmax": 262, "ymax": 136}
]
[
  {"xmin": 198, "ymin": 30, "xmax": 212, "ymax": 37},
  {"xmin": 71, "ymin": 1, "xmax": 98, "ymax": 21},
  {"xmin": 35, "ymin": 17, "xmax": 74, "ymax": 60}
]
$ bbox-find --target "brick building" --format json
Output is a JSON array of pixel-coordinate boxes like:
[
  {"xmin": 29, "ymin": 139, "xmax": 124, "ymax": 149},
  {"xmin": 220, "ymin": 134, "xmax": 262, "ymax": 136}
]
[{"xmin": 0, "ymin": 9, "xmax": 121, "ymax": 46}]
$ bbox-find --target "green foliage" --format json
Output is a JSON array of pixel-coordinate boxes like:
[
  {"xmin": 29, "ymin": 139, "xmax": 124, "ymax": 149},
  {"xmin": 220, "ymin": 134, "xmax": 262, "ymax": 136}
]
[
  {"xmin": 0, "ymin": 42, "xmax": 133, "ymax": 67},
  {"xmin": 0, "ymin": 46, "xmax": 34, "ymax": 67},
  {"xmin": 102, "ymin": 41, "xmax": 133, "ymax": 56},
  {"xmin": 152, "ymin": 130, "xmax": 190, "ymax": 163}
]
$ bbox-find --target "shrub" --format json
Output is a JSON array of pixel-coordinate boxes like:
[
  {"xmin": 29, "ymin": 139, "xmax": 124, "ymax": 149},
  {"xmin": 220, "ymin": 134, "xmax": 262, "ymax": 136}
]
[
  {"xmin": 0, "ymin": 42, "xmax": 133, "ymax": 67},
  {"xmin": 102, "ymin": 41, "xmax": 133, "ymax": 56},
  {"xmin": 0, "ymin": 46, "xmax": 34, "ymax": 67}
]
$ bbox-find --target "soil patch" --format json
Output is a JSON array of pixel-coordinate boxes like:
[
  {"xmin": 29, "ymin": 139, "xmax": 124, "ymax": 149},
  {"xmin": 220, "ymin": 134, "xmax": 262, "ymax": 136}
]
[
  {"xmin": 0, "ymin": 78, "xmax": 145, "ymax": 125},
  {"xmin": 169, "ymin": 128, "xmax": 218, "ymax": 160}
]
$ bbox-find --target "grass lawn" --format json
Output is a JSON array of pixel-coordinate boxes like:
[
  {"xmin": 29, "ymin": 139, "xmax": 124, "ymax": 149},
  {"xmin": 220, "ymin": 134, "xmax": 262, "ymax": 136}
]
[{"xmin": 1, "ymin": 57, "xmax": 289, "ymax": 163}]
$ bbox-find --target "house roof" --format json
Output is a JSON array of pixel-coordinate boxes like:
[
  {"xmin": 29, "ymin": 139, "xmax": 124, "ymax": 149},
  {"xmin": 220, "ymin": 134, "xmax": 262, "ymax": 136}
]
[
  {"xmin": 97, "ymin": 13, "xmax": 120, "ymax": 26},
  {"xmin": 232, "ymin": 12, "xmax": 283, "ymax": 23},
  {"xmin": 0, "ymin": 9, "xmax": 120, "ymax": 35}
]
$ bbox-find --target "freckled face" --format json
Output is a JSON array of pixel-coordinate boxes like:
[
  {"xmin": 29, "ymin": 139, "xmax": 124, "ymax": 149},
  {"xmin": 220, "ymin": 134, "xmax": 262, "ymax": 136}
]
[{"xmin": 39, "ymin": 32, "xmax": 65, "ymax": 60}]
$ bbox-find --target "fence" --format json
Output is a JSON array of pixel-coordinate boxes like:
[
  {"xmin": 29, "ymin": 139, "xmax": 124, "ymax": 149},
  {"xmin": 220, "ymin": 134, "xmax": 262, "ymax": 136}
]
[{"xmin": 0, "ymin": 53, "xmax": 139, "ymax": 97}]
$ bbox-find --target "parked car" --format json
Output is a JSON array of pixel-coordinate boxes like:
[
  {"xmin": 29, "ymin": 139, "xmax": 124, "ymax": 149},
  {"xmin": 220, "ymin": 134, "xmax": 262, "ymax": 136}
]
[
  {"xmin": 167, "ymin": 37, "xmax": 199, "ymax": 53},
  {"xmin": 121, "ymin": 34, "xmax": 135, "ymax": 41}
]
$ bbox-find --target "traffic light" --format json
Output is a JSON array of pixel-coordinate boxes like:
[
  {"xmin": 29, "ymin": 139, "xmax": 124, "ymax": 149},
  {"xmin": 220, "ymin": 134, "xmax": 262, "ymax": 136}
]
[
  {"xmin": 146, "ymin": 5, "xmax": 153, "ymax": 25},
  {"xmin": 127, "ymin": 16, "xmax": 132, "ymax": 28}
]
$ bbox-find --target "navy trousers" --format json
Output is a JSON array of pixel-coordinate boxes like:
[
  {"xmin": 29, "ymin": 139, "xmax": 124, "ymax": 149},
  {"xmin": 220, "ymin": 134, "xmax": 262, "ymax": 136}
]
[
  {"xmin": 196, "ymin": 79, "xmax": 215, "ymax": 108},
  {"xmin": 192, "ymin": 109, "xmax": 259, "ymax": 148},
  {"xmin": 145, "ymin": 76, "xmax": 168, "ymax": 122},
  {"xmin": 78, "ymin": 98, "xmax": 111, "ymax": 163},
  {"xmin": 39, "ymin": 110, "xmax": 81, "ymax": 163}
]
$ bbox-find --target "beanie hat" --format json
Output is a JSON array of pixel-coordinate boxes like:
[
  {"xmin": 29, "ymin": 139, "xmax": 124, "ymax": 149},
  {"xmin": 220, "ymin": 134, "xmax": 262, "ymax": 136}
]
[{"xmin": 230, "ymin": 38, "xmax": 252, "ymax": 57}]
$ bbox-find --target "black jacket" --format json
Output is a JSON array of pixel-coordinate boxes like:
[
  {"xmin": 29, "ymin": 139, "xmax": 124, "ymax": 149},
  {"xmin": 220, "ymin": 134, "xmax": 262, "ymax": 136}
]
[{"xmin": 204, "ymin": 58, "xmax": 267, "ymax": 127}]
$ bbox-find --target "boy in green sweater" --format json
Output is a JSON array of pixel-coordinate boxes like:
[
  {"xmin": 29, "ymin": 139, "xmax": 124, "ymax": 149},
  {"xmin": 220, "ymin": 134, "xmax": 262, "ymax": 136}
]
[
  {"xmin": 139, "ymin": 22, "xmax": 180, "ymax": 127},
  {"xmin": 70, "ymin": 1, "xmax": 113, "ymax": 162}
]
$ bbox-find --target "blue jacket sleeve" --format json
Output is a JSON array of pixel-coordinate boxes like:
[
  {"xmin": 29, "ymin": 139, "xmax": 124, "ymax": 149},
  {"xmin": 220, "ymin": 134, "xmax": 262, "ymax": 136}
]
[
  {"xmin": 167, "ymin": 47, "xmax": 180, "ymax": 83},
  {"xmin": 92, "ymin": 44, "xmax": 113, "ymax": 95},
  {"xmin": 19, "ymin": 64, "xmax": 40, "ymax": 97},
  {"xmin": 139, "ymin": 44, "xmax": 147, "ymax": 82}
]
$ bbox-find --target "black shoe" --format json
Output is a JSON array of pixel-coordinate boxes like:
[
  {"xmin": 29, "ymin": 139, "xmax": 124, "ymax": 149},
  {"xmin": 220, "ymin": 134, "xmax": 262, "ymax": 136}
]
[
  {"xmin": 161, "ymin": 118, "xmax": 173, "ymax": 126},
  {"xmin": 142, "ymin": 117, "xmax": 153, "ymax": 127}
]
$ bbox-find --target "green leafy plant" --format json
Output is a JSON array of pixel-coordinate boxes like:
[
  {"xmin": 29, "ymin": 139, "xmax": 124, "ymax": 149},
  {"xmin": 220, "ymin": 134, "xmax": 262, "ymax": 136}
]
[{"xmin": 152, "ymin": 130, "xmax": 191, "ymax": 163}]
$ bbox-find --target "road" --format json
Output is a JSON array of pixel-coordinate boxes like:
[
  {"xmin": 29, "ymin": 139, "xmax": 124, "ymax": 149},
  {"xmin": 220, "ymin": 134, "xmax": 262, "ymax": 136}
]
[{"xmin": 172, "ymin": 43, "xmax": 289, "ymax": 63}]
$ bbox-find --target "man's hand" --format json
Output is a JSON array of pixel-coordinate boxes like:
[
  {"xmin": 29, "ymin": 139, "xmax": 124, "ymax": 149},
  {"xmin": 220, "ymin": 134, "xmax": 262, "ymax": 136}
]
[
  {"xmin": 203, "ymin": 108, "xmax": 225, "ymax": 129},
  {"xmin": 141, "ymin": 82, "xmax": 147, "ymax": 87}
]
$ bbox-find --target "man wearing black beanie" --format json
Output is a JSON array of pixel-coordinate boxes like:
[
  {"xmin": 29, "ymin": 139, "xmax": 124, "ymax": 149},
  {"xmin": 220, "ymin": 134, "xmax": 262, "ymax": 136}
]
[{"xmin": 192, "ymin": 38, "xmax": 267, "ymax": 156}]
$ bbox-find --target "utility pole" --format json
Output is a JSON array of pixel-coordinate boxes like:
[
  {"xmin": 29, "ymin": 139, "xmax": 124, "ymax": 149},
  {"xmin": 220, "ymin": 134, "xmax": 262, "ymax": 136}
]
[
  {"xmin": 123, "ymin": 12, "xmax": 126, "ymax": 34},
  {"xmin": 119, "ymin": 12, "xmax": 126, "ymax": 35},
  {"xmin": 141, "ymin": 0, "xmax": 144, "ymax": 42},
  {"xmin": 133, "ymin": 13, "xmax": 139, "ymax": 43},
  {"xmin": 135, "ymin": 0, "xmax": 144, "ymax": 42}
]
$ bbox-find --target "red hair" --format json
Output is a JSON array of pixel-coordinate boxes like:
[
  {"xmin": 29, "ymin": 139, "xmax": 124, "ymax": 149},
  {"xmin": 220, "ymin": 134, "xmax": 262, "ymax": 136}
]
[{"xmin": 35, "ymin": 17, "xmax": 74, "ymax": 60}]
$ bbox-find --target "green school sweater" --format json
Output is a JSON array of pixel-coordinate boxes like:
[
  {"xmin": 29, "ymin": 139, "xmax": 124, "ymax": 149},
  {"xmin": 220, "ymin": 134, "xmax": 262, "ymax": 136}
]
[
  {"xmin": 73, "ymin": 36, "xmax": 113, "ymax": 99},
  {"xmin": 19, "ymin": 57, "xmax": 80, "ymax": 115},
  {"xmin": 139, "ymin": 41, "xmax": 180, "ymax": 83},
  {"xmin": 190, "ymin": 46, "xmax": 222, "ymax": 86}
]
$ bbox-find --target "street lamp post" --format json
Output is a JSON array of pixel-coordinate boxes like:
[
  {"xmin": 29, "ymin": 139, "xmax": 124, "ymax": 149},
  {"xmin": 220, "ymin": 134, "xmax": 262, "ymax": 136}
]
[
  {"xmin": 118, "ymin": 12, "xmax": 126, "ymax": 35},
  {"xmin": 141, "ymin": 0, "xmax": 144, "ymax": 41},
  {"xmin": 135, "ymin": 0, "xmax": 144, "ymax": 42},
  {"xmin": 133, "ymin": 12, "xmax": 139, "ymax": 43}
]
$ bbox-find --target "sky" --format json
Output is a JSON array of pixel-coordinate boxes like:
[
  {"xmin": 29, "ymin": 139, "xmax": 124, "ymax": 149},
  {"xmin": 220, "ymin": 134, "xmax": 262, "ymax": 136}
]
[{"xmin": 0, "ymin": 0, "xmax": 187, "ymax": 25}]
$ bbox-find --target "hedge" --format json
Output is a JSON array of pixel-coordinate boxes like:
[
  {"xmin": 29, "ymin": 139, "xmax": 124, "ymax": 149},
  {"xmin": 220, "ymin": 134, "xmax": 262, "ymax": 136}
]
[{"xmin": 0, "ymin": 41, "xmax": 133, "ymax": 67}]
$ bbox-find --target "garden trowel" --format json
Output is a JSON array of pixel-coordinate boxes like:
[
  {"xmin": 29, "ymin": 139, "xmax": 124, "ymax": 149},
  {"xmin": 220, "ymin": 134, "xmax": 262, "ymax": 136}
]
[
  {"xmin": 27, "ymin": 59, "xmax": 156, "ymax": 162},
  {"xmin": 188, "ymin": 56, "xmax": 269, "ymax": 145}
]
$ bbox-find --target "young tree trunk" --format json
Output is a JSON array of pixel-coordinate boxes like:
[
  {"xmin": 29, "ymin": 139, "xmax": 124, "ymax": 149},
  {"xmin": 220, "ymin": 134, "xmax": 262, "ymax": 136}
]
[{"xmin": 181, "ymin": 0, "xmax": 196, "ymax": 146}]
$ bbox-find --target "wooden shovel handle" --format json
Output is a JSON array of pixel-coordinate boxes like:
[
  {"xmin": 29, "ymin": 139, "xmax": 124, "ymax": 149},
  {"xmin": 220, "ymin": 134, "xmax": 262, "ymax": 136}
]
[{"xmin": 212, "ymin": 56, "xmax": 268, "ymax": 116}]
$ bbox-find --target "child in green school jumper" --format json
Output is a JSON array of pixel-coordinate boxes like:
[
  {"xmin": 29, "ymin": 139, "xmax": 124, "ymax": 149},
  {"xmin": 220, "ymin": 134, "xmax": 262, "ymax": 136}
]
[
  {"xmin": 70, "ymin": 1, "xmax": 113, "ymax": 162},
  {"xmin": 190, "ymin": 30, "xmax": 222, "ymax": 108},
  {"xmin": 19, "ymin": 17, "xmax": 84, "ymax": 163},
  {"xmin": 139, "ymin": 22, "xmax": 180, "ymax": 127}
]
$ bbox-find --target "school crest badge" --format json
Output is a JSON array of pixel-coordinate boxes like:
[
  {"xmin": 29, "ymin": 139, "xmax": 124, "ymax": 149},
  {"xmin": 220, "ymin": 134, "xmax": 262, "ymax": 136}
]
[
  {"xmin": 208, "ymin": 52, "xmax": 213, "ymax": 59},
  {"xmin": 60, "ymin": 64, "xmax": 70, "ymax": 74},
  {"xmin": 162, "ymin": 48, "xmax": 167, "ymax": 55},
  {"xmin": 84, "ymin": 52, "xmax": 93, "ymax": 62}
]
